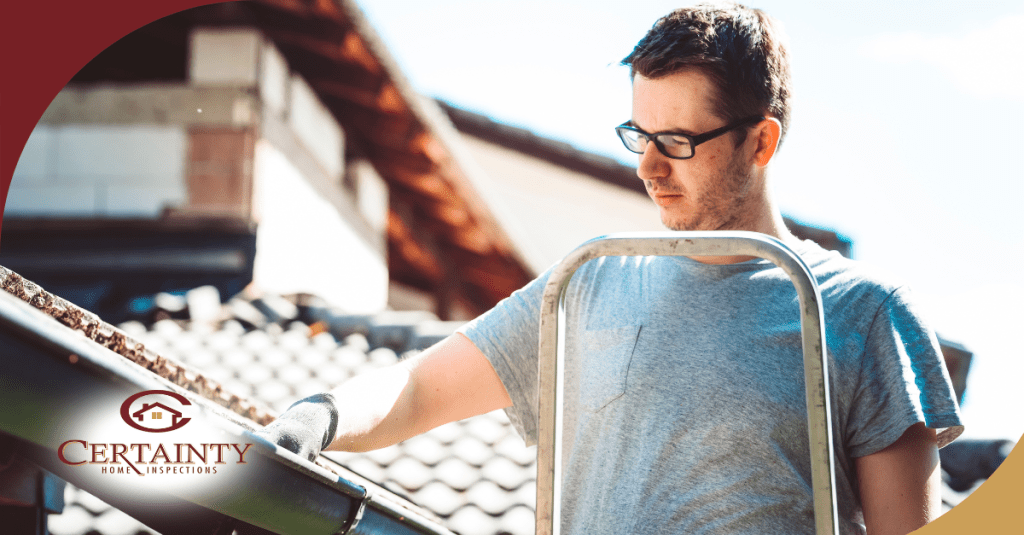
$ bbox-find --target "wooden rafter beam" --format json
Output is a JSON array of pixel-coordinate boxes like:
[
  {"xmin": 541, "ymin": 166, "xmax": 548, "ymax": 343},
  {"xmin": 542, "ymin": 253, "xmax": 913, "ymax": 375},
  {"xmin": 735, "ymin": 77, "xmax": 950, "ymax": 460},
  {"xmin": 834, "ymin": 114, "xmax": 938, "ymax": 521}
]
[
  {"xmin": 337, "ymin": 106, "xmax": 419, "ymax": 150},
  {"xmin": 442, "ymin": 247, "xmax": 532, "ymax": 285},
  {"xmin": 380, "ymin": 168, "xmax": 456, "ymax": 204},
  {"xmin": 252, "ymin": 0, "xmax": 345, "ymax": 27},
  {"xmin": 364, "ymin": 146, "xmax": 434, "ymax": 175},
  {"xmin": 260, "ymin": 29, "xmax": 383, "ymax": 78},
  {"xmin": 387, "ymin": 182, "xmax": 491, "ymax": 255},
  {"xmin": 386, "ymin": 210, "xmax": 443, "ymax": 282},
  {"xmin": 313, "ymin": 79, "xmax": 405, "ymax": 115}
]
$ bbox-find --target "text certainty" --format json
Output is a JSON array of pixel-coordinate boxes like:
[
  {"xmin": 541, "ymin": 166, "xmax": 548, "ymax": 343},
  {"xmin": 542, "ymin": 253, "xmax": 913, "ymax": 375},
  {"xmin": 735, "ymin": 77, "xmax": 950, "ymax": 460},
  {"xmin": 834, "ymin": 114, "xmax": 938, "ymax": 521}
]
[{"xmin": 58, "ymin": 440, "xmax": 253, "ymax": 476}]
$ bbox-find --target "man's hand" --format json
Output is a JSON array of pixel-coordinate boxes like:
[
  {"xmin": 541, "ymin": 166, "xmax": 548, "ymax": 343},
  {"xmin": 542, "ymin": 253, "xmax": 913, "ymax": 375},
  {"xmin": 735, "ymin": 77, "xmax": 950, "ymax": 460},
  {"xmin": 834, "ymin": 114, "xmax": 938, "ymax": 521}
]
[{"xmin": 255, "ymin": 393, "xmax": 341, "ymax": 461}]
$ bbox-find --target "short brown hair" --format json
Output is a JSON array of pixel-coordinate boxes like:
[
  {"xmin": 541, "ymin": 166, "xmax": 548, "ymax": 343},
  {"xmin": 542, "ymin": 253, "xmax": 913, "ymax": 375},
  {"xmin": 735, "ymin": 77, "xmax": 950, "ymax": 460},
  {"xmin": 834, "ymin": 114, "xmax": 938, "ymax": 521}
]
[{"xmin": 622, "ymin": 3, "xmax": 792, "ymax": 145}]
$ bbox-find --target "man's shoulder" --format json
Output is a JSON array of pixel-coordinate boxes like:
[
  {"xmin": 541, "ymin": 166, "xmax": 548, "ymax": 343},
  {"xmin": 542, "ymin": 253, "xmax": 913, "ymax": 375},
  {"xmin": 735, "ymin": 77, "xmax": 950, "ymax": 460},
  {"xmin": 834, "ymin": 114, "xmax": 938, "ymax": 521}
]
[
  {"xmin": 797, "ymin": 240, "xmax": 905, "ymax": 310},
  {"xmin": 790, "ymin": 237, "xmax": 897, "ymax": 299}
]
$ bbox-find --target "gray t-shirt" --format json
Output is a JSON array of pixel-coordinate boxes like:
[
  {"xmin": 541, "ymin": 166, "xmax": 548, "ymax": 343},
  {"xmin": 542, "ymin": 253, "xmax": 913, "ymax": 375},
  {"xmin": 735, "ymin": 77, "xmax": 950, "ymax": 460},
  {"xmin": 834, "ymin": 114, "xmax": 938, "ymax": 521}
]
[{"xmin": 459, "ymin": 239, "xmax": 963, "ymax": 534}]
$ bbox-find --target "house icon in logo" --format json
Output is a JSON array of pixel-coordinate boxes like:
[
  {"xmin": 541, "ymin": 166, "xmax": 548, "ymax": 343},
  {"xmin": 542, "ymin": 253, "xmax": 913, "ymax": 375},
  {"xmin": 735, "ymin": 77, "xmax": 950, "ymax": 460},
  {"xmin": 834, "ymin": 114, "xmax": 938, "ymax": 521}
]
[
  {"xmin": 120, "ymin": 390, "xmax": 193, "ymax": 433},
  {"xmin": 132, "ymin": 402, "xmax": 183, "ymax": 430}
]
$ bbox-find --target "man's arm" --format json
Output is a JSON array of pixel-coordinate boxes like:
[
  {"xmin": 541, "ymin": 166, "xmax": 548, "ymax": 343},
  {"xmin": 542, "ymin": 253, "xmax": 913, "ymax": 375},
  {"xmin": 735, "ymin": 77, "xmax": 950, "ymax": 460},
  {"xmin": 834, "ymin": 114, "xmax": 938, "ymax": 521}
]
[
  {"xmin": 855, "ymin": 422, "xmax": 942, "ymax": 535},
  {"xmin": 324, "ymin": 332, "xmax": 513, "ymax": 452}
]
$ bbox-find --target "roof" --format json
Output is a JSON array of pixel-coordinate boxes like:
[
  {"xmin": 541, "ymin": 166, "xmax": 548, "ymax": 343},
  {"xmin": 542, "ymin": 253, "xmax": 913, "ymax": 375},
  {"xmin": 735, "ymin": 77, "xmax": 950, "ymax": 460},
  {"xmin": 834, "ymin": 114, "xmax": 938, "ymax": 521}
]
[{"xmin": 2, "ymin": 268, "xmax": 537, "ymax": 535}]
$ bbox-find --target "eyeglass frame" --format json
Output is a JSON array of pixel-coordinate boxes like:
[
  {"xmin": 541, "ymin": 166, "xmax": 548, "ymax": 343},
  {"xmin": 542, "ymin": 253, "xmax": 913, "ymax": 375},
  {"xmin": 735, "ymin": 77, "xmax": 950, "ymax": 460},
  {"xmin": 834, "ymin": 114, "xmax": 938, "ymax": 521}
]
[{"xmin": 615, "ymin": 115, "xmax": 765, "ymax": 160}]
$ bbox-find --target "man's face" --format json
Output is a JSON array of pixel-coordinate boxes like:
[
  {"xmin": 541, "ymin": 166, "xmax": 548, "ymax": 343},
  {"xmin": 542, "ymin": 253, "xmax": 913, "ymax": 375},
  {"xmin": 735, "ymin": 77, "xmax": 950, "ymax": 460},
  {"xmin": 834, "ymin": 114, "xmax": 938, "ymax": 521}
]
[{"xmin": 631, "ymin": 69, "xmax": 761, "ymax": 232}]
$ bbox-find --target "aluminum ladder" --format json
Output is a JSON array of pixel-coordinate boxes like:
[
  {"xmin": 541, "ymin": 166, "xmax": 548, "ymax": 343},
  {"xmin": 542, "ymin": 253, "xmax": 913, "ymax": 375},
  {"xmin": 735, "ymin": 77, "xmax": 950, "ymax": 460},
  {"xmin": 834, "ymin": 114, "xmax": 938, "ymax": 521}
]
[{"xmin": 535, "ymin": 231, "xmax": 839, "ymax": 535}]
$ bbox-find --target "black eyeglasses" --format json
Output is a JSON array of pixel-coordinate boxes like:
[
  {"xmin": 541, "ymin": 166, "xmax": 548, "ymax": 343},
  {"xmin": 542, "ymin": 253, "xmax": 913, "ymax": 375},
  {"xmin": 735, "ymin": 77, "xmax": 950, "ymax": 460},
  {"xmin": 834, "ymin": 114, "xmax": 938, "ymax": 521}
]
[{"xmin": 615, "ymin": 115, "xmax": 764, "ymax": 160}]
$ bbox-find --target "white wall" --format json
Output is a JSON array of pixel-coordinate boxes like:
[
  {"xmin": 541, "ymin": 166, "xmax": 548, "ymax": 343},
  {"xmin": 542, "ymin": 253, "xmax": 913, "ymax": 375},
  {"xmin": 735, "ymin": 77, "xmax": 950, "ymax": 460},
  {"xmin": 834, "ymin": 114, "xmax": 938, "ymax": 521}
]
[
  {"xmin": 287, "ymin": 74, "xmax": 344, "ymax": 179},
  {"xmin": 8, "ymin": 125, "xmax": 187, "ymax": 217},
  {"xmin": 252, "ymin": 140, "xmax": 388, "ymax": 313}
]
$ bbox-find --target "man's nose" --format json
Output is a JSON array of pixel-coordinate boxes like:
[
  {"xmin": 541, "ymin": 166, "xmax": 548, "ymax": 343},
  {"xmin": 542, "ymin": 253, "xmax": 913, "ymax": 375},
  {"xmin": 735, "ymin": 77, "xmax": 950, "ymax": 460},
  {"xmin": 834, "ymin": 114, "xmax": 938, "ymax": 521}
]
[{"xmin": 636, "ymin": 142, "xmax": 669, "ymax": 183}]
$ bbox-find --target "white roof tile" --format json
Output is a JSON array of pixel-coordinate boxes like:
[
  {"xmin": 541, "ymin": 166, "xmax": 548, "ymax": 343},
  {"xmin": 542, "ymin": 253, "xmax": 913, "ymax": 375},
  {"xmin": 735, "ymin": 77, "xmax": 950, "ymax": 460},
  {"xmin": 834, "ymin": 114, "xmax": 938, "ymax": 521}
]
[
  {"xmin": 434, "ymin": 457, "xmax": 481, "ymax": 491},
  {"xmin": 386, "ymin": 456, "xmax": 434, "ymax": 492},
  {"xmin": 451, "ymin": 435, "xmax": 492, "ymax": 467},
  {"xmin": 447, "ymin": 505, "xmax": 502, "ymax": 535},
  {"xmin": 412, "ymin": 481, "xmax": 467, "ymax": 516},
  {"xmin": 465, "ymin": 480, "xmax": 511, "ymax": 515},
  {"xmin": 401, "ymin": 433, "xmax": 450, "ymax": 466},
  {"xmin": 48, "ymin": 505, "xmax": 100, "ymax": 535}
]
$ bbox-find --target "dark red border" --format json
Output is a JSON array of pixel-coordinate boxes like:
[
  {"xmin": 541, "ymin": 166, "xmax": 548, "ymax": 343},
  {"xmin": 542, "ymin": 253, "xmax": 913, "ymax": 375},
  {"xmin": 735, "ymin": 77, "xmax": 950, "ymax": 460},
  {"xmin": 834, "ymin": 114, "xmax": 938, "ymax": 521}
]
[{"xmin": 0, "ymin": 0, "xmax": 217, "ymax": 247}]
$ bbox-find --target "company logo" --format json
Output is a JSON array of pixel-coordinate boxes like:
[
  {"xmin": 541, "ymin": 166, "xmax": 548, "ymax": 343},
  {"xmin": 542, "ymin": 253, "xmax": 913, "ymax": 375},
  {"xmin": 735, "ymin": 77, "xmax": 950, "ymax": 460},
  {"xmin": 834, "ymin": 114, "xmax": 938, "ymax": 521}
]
[
  {"xmin": 120, "ymin": 390, "xmax": 192, "ymax": 433},
  {"xmin": 57, "ymin": 390, "xmax": 252, "ymax": 478}
]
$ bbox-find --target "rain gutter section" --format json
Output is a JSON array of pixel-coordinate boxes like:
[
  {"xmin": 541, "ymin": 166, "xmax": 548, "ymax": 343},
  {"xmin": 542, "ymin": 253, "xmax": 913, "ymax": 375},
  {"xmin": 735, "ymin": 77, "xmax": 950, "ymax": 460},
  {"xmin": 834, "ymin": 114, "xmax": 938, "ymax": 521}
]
[{"xmin": 0, "ymin": 280, "xmax": 453, "ymax": 535}]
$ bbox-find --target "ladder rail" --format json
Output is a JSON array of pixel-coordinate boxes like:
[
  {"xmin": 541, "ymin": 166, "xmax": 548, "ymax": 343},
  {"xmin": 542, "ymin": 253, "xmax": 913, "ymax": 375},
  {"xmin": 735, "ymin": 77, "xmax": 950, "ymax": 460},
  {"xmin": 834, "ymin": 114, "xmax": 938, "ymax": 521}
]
[{"xmin": 535, "ymin": 231, "xmax": 839, "ymax": 535}]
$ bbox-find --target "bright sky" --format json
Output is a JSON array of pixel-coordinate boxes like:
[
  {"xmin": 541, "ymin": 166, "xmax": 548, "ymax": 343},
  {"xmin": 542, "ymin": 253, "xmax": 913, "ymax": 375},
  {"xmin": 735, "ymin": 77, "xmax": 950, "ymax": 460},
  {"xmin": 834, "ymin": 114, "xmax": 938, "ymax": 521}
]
[{"xmin": 356, "ymin": 0, "xmax": 1024, "ymax": 440}]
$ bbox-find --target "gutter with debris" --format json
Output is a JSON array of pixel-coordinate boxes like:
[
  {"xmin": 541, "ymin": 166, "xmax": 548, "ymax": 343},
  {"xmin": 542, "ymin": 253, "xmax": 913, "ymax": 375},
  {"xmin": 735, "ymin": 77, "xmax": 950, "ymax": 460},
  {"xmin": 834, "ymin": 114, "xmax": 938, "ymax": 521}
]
[{"xmin": 0, "ymin": 266, "xmax": 455, "ymax": 535}]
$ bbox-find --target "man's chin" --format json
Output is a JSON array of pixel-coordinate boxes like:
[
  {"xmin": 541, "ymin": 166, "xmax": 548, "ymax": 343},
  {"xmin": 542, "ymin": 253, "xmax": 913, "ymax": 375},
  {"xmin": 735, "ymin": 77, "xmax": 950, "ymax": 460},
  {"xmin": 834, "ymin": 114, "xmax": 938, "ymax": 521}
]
[
  {"xmin": 660, "ymin": 210, "xmax": 696, "ymax": 231},
  {"xmin": 661, "ymin": 219, "xmax": 694, "ymax": 232}
]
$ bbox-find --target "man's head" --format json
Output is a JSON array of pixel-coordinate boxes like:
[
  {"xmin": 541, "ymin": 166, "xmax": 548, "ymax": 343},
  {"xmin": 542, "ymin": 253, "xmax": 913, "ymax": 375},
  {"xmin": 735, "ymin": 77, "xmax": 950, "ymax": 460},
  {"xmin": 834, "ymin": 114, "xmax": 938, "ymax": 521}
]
[
  {"xmin": 618, "ymin": 3, "xmax": 792, "ymax": 237},
  {"xmin": 622, "ymin": 3, "xmax": 791, "ymax": 145}
]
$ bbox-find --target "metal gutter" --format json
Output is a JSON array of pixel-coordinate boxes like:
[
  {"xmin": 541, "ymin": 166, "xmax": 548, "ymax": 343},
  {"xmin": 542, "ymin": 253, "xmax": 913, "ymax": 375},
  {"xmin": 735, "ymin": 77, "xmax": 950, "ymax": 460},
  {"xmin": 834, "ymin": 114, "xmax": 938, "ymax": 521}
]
[{"xmin": 0, "ymin": 267, "xmax": 454, "ymax": 535}]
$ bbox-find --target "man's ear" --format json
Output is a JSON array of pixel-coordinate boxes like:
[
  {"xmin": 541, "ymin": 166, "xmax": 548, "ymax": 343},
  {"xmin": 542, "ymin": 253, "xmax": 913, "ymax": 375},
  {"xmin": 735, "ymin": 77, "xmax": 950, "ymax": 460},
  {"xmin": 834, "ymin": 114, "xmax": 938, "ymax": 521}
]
[{"xmin": 754, "ymin": 117, "xmax": 782, "ymax": 167}]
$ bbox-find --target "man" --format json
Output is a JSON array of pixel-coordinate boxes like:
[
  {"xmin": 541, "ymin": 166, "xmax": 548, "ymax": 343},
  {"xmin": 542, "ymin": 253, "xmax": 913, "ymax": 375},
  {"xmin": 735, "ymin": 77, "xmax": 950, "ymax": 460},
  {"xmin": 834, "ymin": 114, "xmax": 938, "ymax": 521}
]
[{"xmin": 258, "ymin": 4, "xmax": 963, "ymax": 534}]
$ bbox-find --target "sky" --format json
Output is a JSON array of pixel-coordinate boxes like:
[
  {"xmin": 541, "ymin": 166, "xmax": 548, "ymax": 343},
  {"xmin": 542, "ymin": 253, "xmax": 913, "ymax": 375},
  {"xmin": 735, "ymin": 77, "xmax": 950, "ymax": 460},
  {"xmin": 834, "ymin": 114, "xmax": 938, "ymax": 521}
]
[{"xmin": 355, "ymin": 0, "xmax": 1024, "ymax": 440}]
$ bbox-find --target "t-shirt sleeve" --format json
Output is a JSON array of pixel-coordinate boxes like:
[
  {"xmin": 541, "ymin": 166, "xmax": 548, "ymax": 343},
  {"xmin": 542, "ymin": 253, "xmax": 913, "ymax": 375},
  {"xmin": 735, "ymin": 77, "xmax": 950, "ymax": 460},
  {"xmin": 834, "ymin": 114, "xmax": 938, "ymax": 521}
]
[
  {"xmin": 846, "ymin": 286, "xmax": 964, "ymax": 458},
  {"xmin": 457, "ymin": 269, "xmax": 552, "ymax": 446}
]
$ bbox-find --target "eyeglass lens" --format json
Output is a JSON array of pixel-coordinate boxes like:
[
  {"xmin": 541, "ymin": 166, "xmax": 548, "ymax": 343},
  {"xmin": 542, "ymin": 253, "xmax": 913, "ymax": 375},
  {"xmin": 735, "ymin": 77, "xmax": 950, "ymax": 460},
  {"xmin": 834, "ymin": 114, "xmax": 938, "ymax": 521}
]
[{"xmin": 617, "ymin": 128, "xmax": 694, "ymax": 159}]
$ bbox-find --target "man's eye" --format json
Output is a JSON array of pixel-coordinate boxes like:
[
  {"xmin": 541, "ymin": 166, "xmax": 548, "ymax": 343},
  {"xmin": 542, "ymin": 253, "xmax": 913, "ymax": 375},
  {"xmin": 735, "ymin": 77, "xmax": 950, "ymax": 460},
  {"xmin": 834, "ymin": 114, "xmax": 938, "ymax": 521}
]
[{"xmin": 661, "ymin": 136, "xmax": 691, "ymax": 148}]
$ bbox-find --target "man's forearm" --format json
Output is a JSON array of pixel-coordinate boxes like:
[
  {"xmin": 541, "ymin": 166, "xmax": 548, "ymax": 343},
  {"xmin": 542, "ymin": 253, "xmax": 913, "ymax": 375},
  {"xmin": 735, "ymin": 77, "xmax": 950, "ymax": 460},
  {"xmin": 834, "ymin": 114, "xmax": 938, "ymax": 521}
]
[
  {"xmin": 324, "ymin": 360, "xmax": 424, "ymax": 452},
  {"xmin": 324, "ymin": 333, "xmax": 513, "ymax": 453}
]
